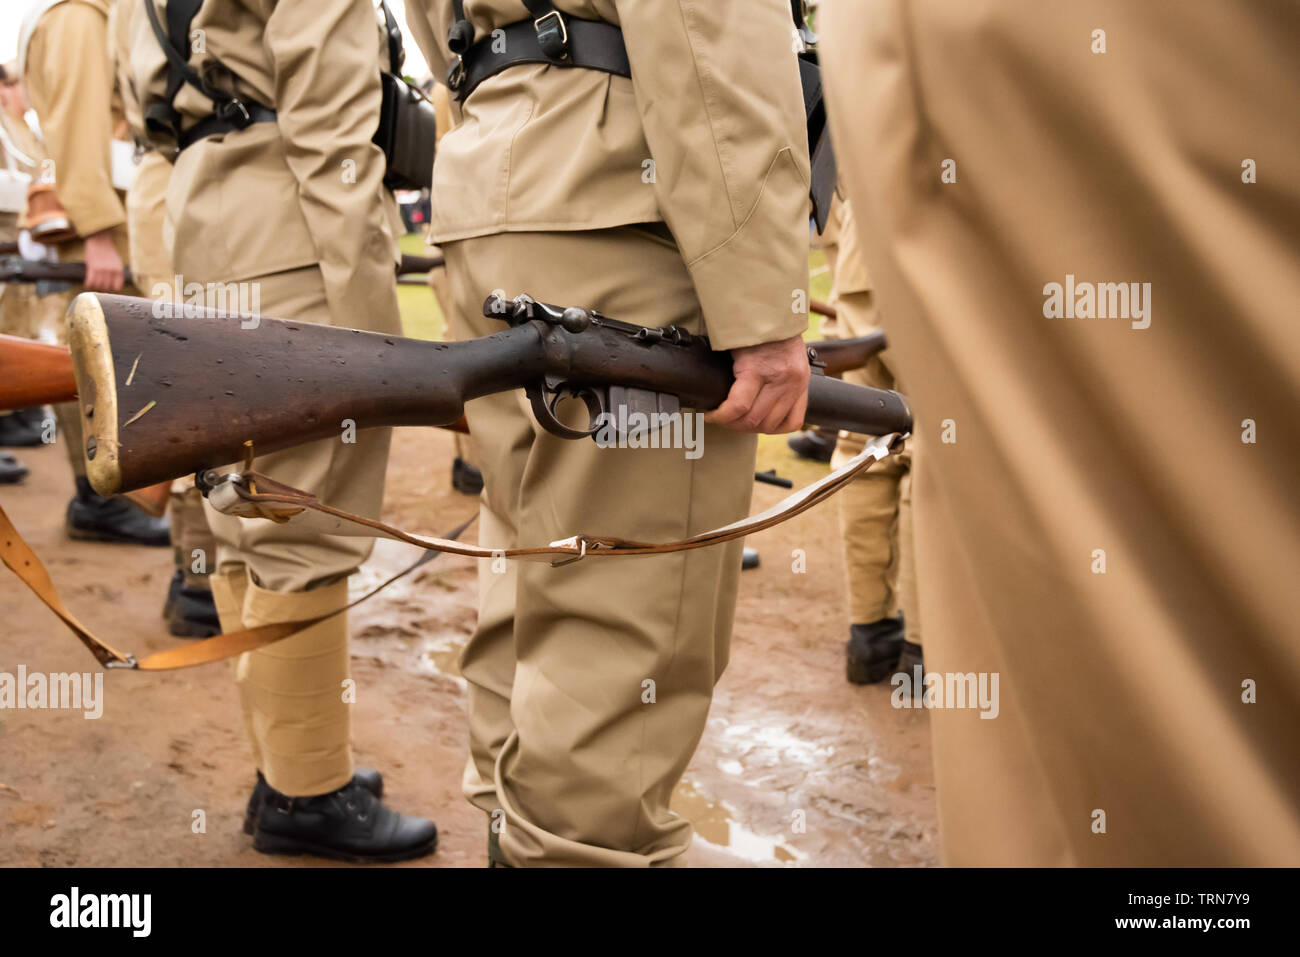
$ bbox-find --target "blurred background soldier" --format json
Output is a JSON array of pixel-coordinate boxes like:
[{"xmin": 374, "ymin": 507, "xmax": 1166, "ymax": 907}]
[
  {"xmin": 424, "ymin": 79, "xmax": 482, "ymax": 497},
  {"xmin": 823, "ymin": 0, "xmax": 1300, "ymax": 864},
  {"xmin": 131, "ymin": 0, "xmax": 436, "ymax": 861},
  {"xmin": 405, "ymin": 0, "xmax": 812, "ymax": 867},
  {"xmin": 787, "ymin": 197, "xmax": 841, "ymax": 465},
  {"xmin": 18, "ymin": 0, "xmax": 168, "ymax": 546},
  {"xmin": 825, "ymin": 198, "xmax": 922, "ymax": 685},
  {"xmin": 108, "ymin": 0, "xmax": 218, "ymax": 637},
  {"xmin": 0, "ymin": 61, "xmax": 47, "ymax": 484}
]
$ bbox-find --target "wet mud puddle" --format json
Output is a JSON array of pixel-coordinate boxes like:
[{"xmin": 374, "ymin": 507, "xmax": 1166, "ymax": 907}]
[{"xmin": 349, "ymin": 539, "xmax": 937, "ymax": 867}]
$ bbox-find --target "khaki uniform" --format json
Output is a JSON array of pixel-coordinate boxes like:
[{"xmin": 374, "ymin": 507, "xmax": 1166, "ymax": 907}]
[
  {"xmin": 425, "ymin": 82, "xmax": 478, "ymax": 468},
  {"xmin": 407, "ymin": 0, "xmax": 810, "ymax": 865},
  {"xmin": 0, "ymin": 109, "xmax": 51, "ymax": 342},
  {"xmin": 810, "ymin": 195, "xmax": 843, "ymax": 339},
  {"xmin": 823, "ymin": 0, "xmax": 1300, "ymax": 865},
  {"xmin": 132, "ymin": 0, "xmax": 402, "ymax": 797},
  {"xmin": 110, "ymin": 0, "xmax": 214, "ymax": 589},
  {"xmin": 828, "ymin": 199, "xmax": 919, "ymax": 640},
  {"xmin": 22, "ymin": 0, "xmax": 135, "ymax": 475}
]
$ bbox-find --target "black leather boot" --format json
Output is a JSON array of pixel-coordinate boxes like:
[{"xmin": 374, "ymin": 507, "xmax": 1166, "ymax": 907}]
[
  {"xmin": 896, "ymin": 640, "xmax": 924, "ymax": 682},
  {"xmin": 0, "ymin": 452, "xmax": 28, "ymax": 484},
  {"xmin": 161, "ymin": 569, "xmax": 184, "ymax": 620},
  {"xmin": 251, "ymin": 776, "xmax": 436, "ymax": 863},
  {"xmin": 846, "ymin": 615, "xmax": 906, "ymax": 685},
  {"xmin": 244, "ymin": 768, "xmax": 384, "ymax": 835},
  {"xmin": 451, "ymin": 456, "xmax": 484, "ymax": 495},
  {"xmin": 66, "ymin": 476, "xmax": 170, "ymax": 546},
  {"xmin": 786, "ymin": 428, "xmax": 836, "ymax": 463},
  {"xmin": 0, "ymin": 408, "xmax": 46, "ymax": 448},
  {"xmin": 167, "ymin": 581, "xmax": 222, "ymax": 638}
]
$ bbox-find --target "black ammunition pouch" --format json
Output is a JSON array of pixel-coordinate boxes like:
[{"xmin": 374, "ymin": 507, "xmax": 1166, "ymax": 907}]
[
  {"xmin": 144, "ymin": 0, "xmax": 436, "ymax": 191},
  {"xmin": 374, "ymin": 0, "xmax": 437, "ymax": 191},
  {"xmin": 446, "ymin": 0, "xmax": 837, "ymax": 232}
]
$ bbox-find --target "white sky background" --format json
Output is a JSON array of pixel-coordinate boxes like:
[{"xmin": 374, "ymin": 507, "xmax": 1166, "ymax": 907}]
[{"xmin": 0, "ymin": 1, "xmax": 431, "ymax": 82}]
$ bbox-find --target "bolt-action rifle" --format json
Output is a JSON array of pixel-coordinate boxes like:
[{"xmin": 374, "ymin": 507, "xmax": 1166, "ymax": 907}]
[{"xmin": 66, "ymin": 292, "xmax": 911, "ymax": 497}]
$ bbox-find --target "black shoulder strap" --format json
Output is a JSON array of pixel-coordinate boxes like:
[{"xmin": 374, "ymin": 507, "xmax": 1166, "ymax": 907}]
[
  {"xmin": 144, "ymin": 0, "xmax": 204, "ymax": 106},
  {"xmin": 144, "ymin": 0, "xmax": 272, "ymax": 147},
  {"xmin": 379, "ymin": 0, "xmax": 405, "ymax": 74},
  {"xmin": 448, "ymin": 0, "xmax": 473, "ymax": 54}
]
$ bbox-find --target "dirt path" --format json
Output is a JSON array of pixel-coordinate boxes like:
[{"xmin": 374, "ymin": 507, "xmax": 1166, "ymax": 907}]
[{"xmin": 0, "ymin": 430, "xmax": 937, "ymax": 867}]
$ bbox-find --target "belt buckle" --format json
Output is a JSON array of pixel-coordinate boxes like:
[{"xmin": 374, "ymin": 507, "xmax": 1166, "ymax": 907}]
[
  {"xmin": 219, "ymin": 98, "xmax": 252, "ymax": 129},
  {"xmin": 446, "ymin": 57, "xmax": 465, "ymax": 93},
  {"xmin": 533, "ymin": 10, "xmax": 570, "ymax": 61}
]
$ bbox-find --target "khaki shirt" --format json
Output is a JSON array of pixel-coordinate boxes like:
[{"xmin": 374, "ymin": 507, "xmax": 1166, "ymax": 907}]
[
  {"xmin": 404, "ymin": 0, "xmax": 811, "ymax": 350},
  {"xmin": 109, "ymin": 0, "xmax": 172, "ymax": 286},
  {"xmin": 23, "ymin": 0, "xmax": 129, "ymax": 255},
  {"xmin": 131, "ymin": 0, "xmax": 400, "ymax": 336}
]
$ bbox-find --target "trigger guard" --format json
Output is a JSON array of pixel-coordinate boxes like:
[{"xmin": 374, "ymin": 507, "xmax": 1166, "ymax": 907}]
[{"xmin": 528, "ymin": 382, "xmax": 604, "ymax": 440}]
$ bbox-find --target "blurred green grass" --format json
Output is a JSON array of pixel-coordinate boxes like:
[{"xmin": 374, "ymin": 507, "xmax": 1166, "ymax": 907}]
[
  {"xmin": 393, "ymin": 236, "xmax": 832, "ymax": 478},
  {"xmin": 397, "ymin": 233, "xmax": 445, "ymax": 341}
]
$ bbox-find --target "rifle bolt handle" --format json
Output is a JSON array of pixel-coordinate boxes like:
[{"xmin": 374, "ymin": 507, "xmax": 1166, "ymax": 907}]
[{"xmin": 560, "ymin": 307, "xmax": 591, "ymax": 333}]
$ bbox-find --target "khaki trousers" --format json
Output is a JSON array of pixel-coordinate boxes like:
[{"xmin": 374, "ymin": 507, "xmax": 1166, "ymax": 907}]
[
  {"xmin": 0, "ymin": 283, "xmax": 43, "ymax": 340},
  {"xmin": 444, "ymin": 227, "xmax": 757, "ymax": 867},
  {"xmin": 824, "ymin": 0, "xmax": 1300, "ymax": 865},
  {"xmin": 428, "ymin": 263, "xmax": 479, "ymax": 468},
  {"xmin": 169, "ymin": 480, "xmax": 215, "ymax": 587},
  {"xmin": 202, "ymin": 265, "xmax": 392, "ymax": 797},
  {"xmin": 0, "ymin": 280, "xmax": 45, "ymax": 430},
  {"xmin": 831, "ymin": 289, "xmax": 919, "ymax": 640},
  {"xmin": 131, "ymin": 272, "xmax": 218, "ymax": 592}
]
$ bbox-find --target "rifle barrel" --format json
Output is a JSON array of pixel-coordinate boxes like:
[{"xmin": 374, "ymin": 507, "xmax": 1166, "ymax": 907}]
[{"xmin": 1, "ymin": 256, "xmax": 134, "ymax": 287}]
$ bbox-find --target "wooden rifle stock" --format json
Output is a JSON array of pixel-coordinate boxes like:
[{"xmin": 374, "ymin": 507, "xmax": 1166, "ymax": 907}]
[
  {"xmin": 68, "ymin": 293, "xmax": 910, "ymax": 496},
  {"xmin": 396, "ymin": 253, "xmax": 445, "ymax": 276},
  {"xmin": 806, "ymin": 331, "xmax": 887, "ymax": 377},
  {"xmin": 810, "ymin": 298, "xmax": 837, "ymax": 320},
  {"xmin": 0, "ymin": 332, "xmax": 77, "ymax": 410}
]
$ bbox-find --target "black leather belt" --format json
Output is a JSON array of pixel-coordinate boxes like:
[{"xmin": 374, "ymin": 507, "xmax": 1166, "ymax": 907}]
[
  {"xmin": 447, "ymin": 13, "xmax": 631, "ymax": 103},
  {"xmin": 178, "ymin": 100, "xmax": 278, "ymax": 151}
]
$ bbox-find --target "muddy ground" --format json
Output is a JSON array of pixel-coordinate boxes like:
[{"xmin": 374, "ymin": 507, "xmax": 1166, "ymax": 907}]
[{"xmin": 0, "ymin": 427, "xmax": 937, "ymax": 867}]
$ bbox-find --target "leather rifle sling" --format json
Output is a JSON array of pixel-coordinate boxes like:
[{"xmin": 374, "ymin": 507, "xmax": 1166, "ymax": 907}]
[
  {"xmin": 0, "ymin": 434, "xmax": 900, "ymax": 671},
  {"xmin": 0, "ymin": 506, "xmax": 475, "ymax": 671}
]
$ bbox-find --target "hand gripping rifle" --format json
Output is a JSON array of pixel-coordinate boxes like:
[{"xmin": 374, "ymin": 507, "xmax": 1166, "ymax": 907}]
[{"xmin": 66, "ymin": 291, "xmax": 910, "ymax": 497}]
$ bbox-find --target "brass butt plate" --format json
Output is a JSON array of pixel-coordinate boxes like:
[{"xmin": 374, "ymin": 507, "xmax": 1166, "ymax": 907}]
[{"xmin": 66, "ymin": 293, "xmax": 123, "ymax": 496}]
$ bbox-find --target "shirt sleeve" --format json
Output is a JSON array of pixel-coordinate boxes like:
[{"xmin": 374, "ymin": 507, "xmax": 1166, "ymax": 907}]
[
  {"xmin": 25, "ymin": 2, "xmax": 127, "ymax": 238},
  {"xmin": 261, "ymin": 0, "xmax": 401, "ymax": 332},
  {"xmin": 612, "ymin": 0, "xmax": 812, "ymax": 350}
]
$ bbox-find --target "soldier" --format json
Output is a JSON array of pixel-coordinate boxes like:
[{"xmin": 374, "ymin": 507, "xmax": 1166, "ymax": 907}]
[
  {"xmin": 108, "ymin": 1, "xmax": 220, "ymax": 637},
  {"xmin": 130, "ymin": 0, "xmax": 436, "ymax": 862},
  {"xmin": 404, "ymin": 0, "xmax": 812, "ymax": 866},
  {"xmin": 822, "ymin": 0, "xmax": 1300, "ymax": 864},
  {"xmin": 425, "ymin": 80, "xmax": 482, "ymax": 496},
  {"xmin": 18, "ymin": 0, "xmax": 169, "ymax": 546},
  {"xmin": 786, "ymin": 197, "xmax": 842, "ymax": 464},
  {"xmin": 825, "ymin": 198, "xmax": 923, "ymax": 685},
  {"xmin": 0, "ymin": 63, "xmax": 44, "ymax": 482}
]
